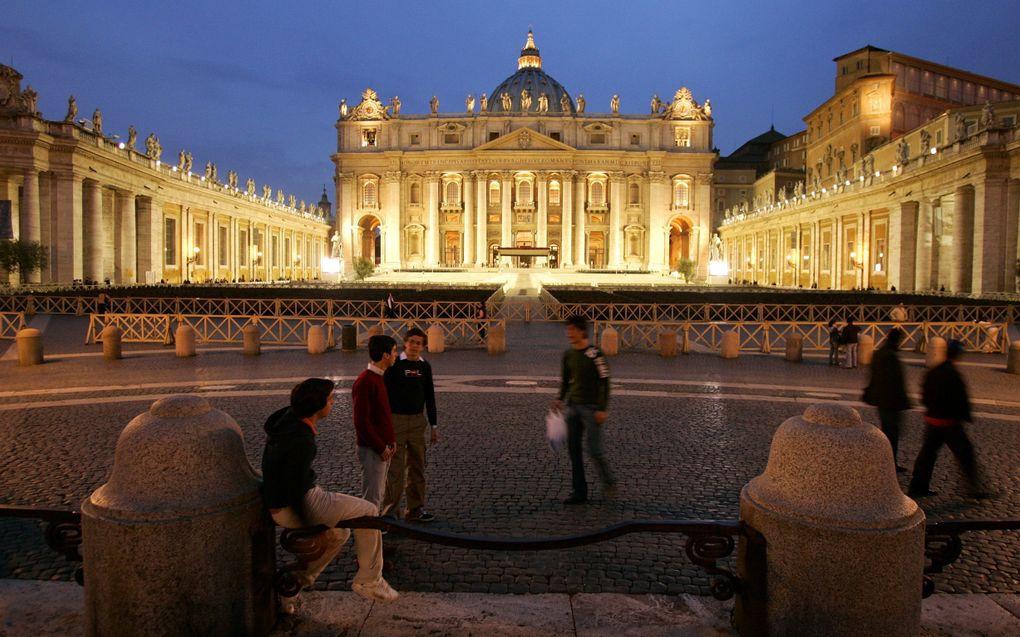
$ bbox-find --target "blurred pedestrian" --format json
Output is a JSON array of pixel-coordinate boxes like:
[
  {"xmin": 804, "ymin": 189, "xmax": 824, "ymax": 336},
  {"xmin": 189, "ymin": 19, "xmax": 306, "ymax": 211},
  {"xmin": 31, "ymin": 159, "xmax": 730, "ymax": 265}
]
[
  {"xmin": 827, "ymin": 319, "xmax": 841, "ymax": 366},
  {"xmin": 863, "ymin": 328, "xmax": 911, "ymax": 471},
  {"xmin": 907, "ymin": 340, "xmax": 990, "ymax": 499},
  {"xmin": 840, "ymin": 317, "xmax": 860, "ymax": 368}
]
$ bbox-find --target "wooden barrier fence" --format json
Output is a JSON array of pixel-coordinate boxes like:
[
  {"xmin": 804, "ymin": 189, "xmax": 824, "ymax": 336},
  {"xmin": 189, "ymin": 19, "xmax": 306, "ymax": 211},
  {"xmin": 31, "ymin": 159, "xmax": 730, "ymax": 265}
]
[{"xmin": 0, "ymin": 312, "xmax": 27, "ymax": 340}]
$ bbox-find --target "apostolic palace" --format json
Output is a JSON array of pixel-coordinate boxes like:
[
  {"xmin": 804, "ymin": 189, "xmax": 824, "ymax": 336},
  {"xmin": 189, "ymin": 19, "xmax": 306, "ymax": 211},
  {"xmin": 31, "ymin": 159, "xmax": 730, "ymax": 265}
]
[{"xmin": 2, "ymin": 32, "xmax": 1019, "ymax": 293}]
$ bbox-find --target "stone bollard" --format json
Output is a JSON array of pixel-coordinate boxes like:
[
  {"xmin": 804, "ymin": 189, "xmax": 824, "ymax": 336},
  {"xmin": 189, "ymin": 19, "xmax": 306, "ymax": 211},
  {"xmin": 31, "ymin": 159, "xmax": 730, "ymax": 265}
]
[
  {"xmin": 720, "ymin": 330, "xmax": 739, "ymax": 359},
  {"xmin": 926, "ymin": 336, "xmax": 947, "ymax": 368},
  {"xmin": 784, "ymin": 334, "xmax": 803, "ymax": 362},
  {"xmin": 341, "ymin": 325, "xmax": 357, "ymax": 352},
  {"xmin": 658, "ymin": 330, "xmax": 677, "ymax": 358},
  {"xmin": 858, "ymin": 333, "xmax": 875, "ymax": 366},
  {"xmin": 307, "ymin": 325, "xmax": 327, "ymax": 354},
  {"xmin": 427, "ymin": 324, "xmax": 445, "ymax": 353},
  {"xmin": 242, "ymin": 324, "xmax": 261, "ymax": 356},
  {"xmin": 739, "ymin": 403, "xmax": 925, "ymax": 637},
  {"xmin": 600, "ymin": 326, "xmax": 618, "ymax": 356},
  {"xmin": 101, "ymin": 325, "xmax": 122, "ymax": 361},
  {"xmin": 367, "ymin": 325, "xmax": 384, "ymax": 338},
  {"xmin": 486, "ymin": 324, "xmax": 506, "ymax": 354},
  {"xmin": 81, "ymin": 395, "xmax": 274, "ymax": 637},
  {"xmin": 1006, "ymin": 341, "xmax": 1020, "ymax": 375},
  {"xmin": 175, "ymin": 325, "xmax": 196, "ymax": 358},
  {"xmin": 16, "ymin": 328, "xmax": 44, "ymax": 366}
]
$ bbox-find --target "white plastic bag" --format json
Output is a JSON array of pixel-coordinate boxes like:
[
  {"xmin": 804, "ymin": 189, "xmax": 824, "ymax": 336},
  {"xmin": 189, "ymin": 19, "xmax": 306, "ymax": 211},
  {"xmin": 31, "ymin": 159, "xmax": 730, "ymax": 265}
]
[{"xmin": 545, "ymin": 408, "xmax": 567, "ymax": 451}]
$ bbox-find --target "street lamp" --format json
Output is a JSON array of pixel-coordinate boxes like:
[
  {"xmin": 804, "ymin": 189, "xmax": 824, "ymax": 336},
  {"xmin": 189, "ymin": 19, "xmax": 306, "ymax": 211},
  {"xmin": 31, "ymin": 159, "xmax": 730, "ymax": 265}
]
[{"xmin": 186, "ymin": 246, "xmax": 199, "ymax": 283}]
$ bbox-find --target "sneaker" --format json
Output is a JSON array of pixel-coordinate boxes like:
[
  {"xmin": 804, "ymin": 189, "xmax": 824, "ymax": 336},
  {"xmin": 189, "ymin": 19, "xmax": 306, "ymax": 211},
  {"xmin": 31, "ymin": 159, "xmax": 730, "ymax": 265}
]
[
  {"xmin": 563, "ymin": 493, "xmax": 588, "ymax": 505},
  {"xmin": 278, "ymin": 592, "xmax": 302, "ymax": 615},
  {"xmin": 353, "ymin": 577, "xmax": 400, "ymax": 602},
  {"xmin": 405, "ymin": 509, "xmax": 435, "ymax": 523},
  {"xmin": 907, "ymin": 489, "xmax": 938, "ymax": 498}
]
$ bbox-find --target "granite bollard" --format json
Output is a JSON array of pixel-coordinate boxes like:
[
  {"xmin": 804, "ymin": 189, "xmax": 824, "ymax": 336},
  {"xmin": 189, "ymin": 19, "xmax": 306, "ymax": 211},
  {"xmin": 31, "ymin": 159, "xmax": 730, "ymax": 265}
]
[
  {"xmin": 242, "ymin": 324, "xmax": 261, "ymax": 356},
  {"xmin": 1007, "ymin": 341, "xmax": 1020, "ymax": 375},
  {"xmin": 784, "ymin": 334, "xmax": 803, "ymax": 362},
  {"xmin": 174, "ymin": 324, "xmax": 196, "ymax": 357},
  {"xmin": 81, "ymin": 395, "xmax": 275, "ymax": 637},
  {"xmin": 16, "ymin": 327, "xmax": 43, "ymax": 366},
  {"xmin": 858, "ymin": 333, "xmax": 875, "ymax": 365},
  {"xmin": 739, "ymin": 403, "xmax": 925, "ymax": 637},
  {"xmin": 600, "ymin": 326, "xmax": 618, "ymax": 356},
  {"xmin": 486, "ymin": 323, "xmax": 506, "ymax": 354},
  {"xmin": 720, "ymin": 330, "xmax": 739, "ymax": 359},
  {"xmin": 427, "ymin": 324, "xmax": 445, "ymax": 353},
  {"xmin": 925, "ymin": 336, "xmax": 947, "ymax": 368},
  {"xmin": 658, "ymin": 330, "xmax": 677, "ymax": 358},
  {"xmin": 307, "ymin": 325, "xmax": 327, "ymax": 354},
  {"xmin": 101, "ymin": 325, "xmax": 122, "ymax": 360}
]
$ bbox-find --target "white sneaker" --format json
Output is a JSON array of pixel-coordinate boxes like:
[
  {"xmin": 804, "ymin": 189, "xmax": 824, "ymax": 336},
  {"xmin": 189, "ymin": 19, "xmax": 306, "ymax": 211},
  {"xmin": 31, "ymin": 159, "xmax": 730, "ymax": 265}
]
[
  {"xmin": 352, "ymin": 577, "xmax": 400, "ymax": 602},
  {"xmin": 278, "ymin": 592, "xmax": 302, "ymax": 615}
]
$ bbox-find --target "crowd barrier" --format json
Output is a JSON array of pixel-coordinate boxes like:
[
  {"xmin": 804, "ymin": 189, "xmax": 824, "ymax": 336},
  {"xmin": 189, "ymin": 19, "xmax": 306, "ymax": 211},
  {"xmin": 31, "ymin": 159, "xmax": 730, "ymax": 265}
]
[{"xmin": 0, "ymin": 311, "xmax": 27, "ymax": 340}]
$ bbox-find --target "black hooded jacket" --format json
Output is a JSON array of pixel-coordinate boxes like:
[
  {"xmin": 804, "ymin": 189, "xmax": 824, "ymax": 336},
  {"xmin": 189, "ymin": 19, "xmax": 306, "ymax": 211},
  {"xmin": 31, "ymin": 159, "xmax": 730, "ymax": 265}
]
[{"xmin": 260, "ymin": 406, "xmax": 317, "ymax": 515}]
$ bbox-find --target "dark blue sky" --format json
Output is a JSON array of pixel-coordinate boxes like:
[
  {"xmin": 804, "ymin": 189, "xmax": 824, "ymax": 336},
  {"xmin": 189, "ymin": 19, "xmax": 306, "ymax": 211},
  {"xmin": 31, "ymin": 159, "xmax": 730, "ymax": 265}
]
[{"xmin": 5, "ymin": 1, "xmax": 1019, "ymax": 205}]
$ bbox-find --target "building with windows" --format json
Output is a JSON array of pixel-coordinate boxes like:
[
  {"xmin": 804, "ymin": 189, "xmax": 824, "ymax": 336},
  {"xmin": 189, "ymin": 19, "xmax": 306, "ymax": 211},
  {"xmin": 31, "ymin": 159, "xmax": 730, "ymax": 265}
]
[
  {"xmin": 0, "ymin": 64, "xmax": 330, "ymax": 285},
  {"xmin": 332, "ymin": 31, "xmax": 717, "ymax": 275},
  {"xmin": 719, "ymin": 47, "xmax": 1020, "ymax": 294}
]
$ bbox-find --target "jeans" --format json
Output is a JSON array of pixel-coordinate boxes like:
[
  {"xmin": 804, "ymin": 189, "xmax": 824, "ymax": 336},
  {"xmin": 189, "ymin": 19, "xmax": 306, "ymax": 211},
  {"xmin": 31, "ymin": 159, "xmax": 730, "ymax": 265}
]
[
  {"xmin": 358, "ymin": 446, "xmax": 391, "ymax": 508},
  {"xmin": 878, "ymin": 408, "xmax": 902, "ymax": 465},
  {"xmin": 565, "ymin": 403, "xmax": 614, "ymax": 499},
  {"xmin": 845, "ymin": 343, "xmax": 858, "ymax": 368}
]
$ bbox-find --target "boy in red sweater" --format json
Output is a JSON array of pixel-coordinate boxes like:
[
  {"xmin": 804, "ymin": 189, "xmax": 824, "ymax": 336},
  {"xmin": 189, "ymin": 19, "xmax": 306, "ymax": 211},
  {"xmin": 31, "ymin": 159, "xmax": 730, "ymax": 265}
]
[{"xmin": 353, "ymin": 334, "xmax": 398, "ymax": 506}]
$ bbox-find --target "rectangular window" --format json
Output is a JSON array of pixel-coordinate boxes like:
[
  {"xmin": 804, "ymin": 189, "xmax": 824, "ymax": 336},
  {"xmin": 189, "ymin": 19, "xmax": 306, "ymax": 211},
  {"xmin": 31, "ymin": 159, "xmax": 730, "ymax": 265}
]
[
  {"xmin": 361, "ymin": 129, "xmax": 377, "ymax": 147},
  {"xmin": 869, "ymin": 126, "xmax": 881, "ymax": 136},
  {"xmin": 673, "ymin": 127, "xmax": 691, "ymax": 147},
  {"xmin": 590, "ymin": 133, "xmax": 606, "ymax": 144},
  {"xmin": 194, "ymin": 222, "xmax": 206, "ymax": 265},
  {"xmin": 271, "ymin": 236, "xmax": 279, "ymax": 267},
  {"xmin": 164, "ymin": 217, "xmax": 177, "ymax": 266},
  {"xmin": 630, "ymin": 134, "xmax": 641, "ymax": 146},
  {"xmin": 239, "ymin": 229, "xmax": 248, "ymax": 266},
  {"xmin": 549, "ymin": 131, "xmax": 561, "ymax": 141},
  {"xmin": 489, "ymin": 131, "xmax": 500, "ymax": 141},
  {"xmin": 443, "ymin": 133, "xmax": 460, "ymax": 144},
  {"xmin": 218, "ymin": 226, "xmax": 228, "ymax": 267},
  {"xmin": 284, "ymin": 237, "xmax": 291, "ymax": 267},
  {"xmin": 409, "ymin": 133, "xmax": 421, "ymax": 145}
]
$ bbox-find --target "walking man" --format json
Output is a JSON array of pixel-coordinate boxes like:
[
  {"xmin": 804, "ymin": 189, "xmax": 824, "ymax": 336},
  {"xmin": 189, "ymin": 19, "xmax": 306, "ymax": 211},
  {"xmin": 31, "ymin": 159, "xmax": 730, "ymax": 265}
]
[
  {"xmin": 553, "ymin": 314, "xmax": 614, "ymax": 504},
  {"xmin": 864, "ymin": 328, "xmax": 911, "ymax": 471},
  {"xmin": 841, "ymin": 317, "xmax": 860, "ymax": 368},
  {"xmin": 382, "ymin": 327, "xmax": 439, "ymax": 523},
  {"xmin": 907, "ymin": 340, "xmax": 990, "ymax": 499},
  {"xmin": 261, "ymin": 378, "xmax": 398, "ymax": 613},
  {"xmin": 827, "ymin": 319, "xmax": 841, "ymax": 366},
  {"xmin": 353, "ymin": 334, "xmax": 398, "ymax": 507}
]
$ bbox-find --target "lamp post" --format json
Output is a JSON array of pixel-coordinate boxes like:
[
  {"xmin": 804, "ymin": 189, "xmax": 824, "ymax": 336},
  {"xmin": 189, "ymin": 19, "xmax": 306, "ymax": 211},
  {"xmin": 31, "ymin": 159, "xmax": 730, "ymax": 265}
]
[{"xmin": 186, "ymin": 246, "xmax": 199, "ymax": 283}]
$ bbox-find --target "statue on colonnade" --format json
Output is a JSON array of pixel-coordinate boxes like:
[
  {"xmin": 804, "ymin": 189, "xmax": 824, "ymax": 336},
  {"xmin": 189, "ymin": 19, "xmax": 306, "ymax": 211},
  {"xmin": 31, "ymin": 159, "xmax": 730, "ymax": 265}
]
[
  {"xmin": 576, "ymin": 94, "xmax": 585, "ymax": 113},
  {"xmin": 92, "ymin": 108, "xmax": 103, "ymax": 135},
  {"xmin": 610, "ymin": 95, "xmax": 619, "ymax": 114},
  {"xmin": 65, "ymin": 95, "xmax": 77, "ymax": 122},
  {"xmin": 127, "ymin": 125, "xmax": 137, "ymax": 149}
]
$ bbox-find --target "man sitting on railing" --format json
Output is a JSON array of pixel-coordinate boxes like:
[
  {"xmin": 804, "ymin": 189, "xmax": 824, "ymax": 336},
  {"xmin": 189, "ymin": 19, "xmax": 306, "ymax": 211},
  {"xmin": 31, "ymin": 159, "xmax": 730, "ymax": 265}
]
[{"xmin": 261, "ymin": 378, "xmax": 399, "ymax": 614}]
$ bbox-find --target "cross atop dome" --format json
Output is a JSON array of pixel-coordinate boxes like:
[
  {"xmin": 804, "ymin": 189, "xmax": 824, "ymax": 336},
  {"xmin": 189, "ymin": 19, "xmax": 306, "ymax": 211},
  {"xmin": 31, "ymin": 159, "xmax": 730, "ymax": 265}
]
[{"xmin": 518, "ymin": 30, "xmax": 542, "ymax": 70}]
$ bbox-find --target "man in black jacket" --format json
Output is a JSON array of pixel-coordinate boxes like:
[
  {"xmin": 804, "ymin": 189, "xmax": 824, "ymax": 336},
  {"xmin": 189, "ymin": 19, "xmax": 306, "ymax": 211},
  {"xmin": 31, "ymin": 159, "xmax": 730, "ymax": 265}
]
[
  {"xmin": 865, "ymin": 328, "xmax": 911, "ymax": 471},
  {"xmin": 262, "ymin": 378, "xmax": 399, "ymax": 612},
  {"xmin": 907, "ymin": 341, "xmax": 989, "ymax": 499}
]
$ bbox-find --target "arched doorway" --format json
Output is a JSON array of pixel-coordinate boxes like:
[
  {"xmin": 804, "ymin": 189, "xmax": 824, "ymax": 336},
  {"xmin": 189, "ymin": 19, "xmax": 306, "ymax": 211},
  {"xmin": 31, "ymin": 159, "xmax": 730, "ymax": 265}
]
[
  {"xmin": 358, "ymin": 215, "xmax": 382, "ymax": 265},
  {"xmin": 668, "ymin": 217, "xmax": 692, "ymax": 271},
  {"xmin": 587, "ymin": 232, "xmax": 605, "ymax": 269}
]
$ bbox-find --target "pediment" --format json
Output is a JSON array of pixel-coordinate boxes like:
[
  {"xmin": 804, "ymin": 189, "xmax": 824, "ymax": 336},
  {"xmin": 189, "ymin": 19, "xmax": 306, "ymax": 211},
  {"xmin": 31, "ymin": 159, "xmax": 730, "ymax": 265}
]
[{"xmin": 475, "ymin": 127, "xmax": 574, "ymax": 152}]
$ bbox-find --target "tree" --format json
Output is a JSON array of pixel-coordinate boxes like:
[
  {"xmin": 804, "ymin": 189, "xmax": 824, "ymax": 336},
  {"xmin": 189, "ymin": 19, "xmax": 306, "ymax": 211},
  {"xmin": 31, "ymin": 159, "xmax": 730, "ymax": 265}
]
[
  {"xmin": 0, "ymin": 240, "xmax": 48, "ymax": 285},
  {"xmin": 677, "ymin": 257, "xmax": 696, "ymax": 283},
  {"xmin": 353, "ymin": 257, "xmax": 375, "ymax": 281}
]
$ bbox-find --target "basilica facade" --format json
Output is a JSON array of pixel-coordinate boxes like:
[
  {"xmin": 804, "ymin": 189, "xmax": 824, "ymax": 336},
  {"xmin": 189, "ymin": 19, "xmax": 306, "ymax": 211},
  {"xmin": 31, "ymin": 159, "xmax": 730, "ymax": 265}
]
[{"xmin": 332, "ymin": 32, "xmax": 716, "ymax": 276}]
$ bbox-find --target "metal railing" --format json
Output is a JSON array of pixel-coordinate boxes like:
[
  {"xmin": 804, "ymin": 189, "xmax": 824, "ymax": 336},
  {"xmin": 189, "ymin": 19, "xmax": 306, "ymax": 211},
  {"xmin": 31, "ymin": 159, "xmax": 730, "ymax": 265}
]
[
  {"xmin": 0, "ymin": 311, "xmax": 27, "ymax": 339},
  {"xmin": 590, "ymin": 321, "xmax": 1011, "ymax": 354}
]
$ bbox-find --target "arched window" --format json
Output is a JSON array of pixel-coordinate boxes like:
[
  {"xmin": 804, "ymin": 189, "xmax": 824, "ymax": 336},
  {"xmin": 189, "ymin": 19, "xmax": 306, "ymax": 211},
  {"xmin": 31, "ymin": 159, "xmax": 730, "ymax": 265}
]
[
  {"xmin": 673, "ymin": 182, "xmax": 689, "ymax": 208},
  {"xmin": 489, "ymin": 180, "xmax": 500, "ymax": 205},
  {"xmin": 518, "ymin": 181, "xmax": 532, "ymax": 204},
  {"xmin": 628, "ymin": 182, "xmax": 640, "ymax": 205},
  {"xmin": 591, "ymin": 182, "xmax": 605, "ymax": 206},
  {"xmin": 363, "ymin": 181, "xmax": 377, "ymax": 208},
  {"xmin": 549, "ymin": 180, "xmax": 561, "ymax": 205},
  {"xmin": 445, "ymin": 181, "xmax": 460, "ymax": 204},
  {"xmin": 409, "ymin": 182, "xmax": 421, "ymax": 205}
]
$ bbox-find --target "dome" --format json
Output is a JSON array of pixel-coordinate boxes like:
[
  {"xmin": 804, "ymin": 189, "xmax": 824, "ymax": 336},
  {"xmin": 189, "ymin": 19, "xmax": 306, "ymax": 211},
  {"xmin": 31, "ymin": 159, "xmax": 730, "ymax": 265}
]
[{"xmin": 488, "ymin": 31, "xmax": 574, "ymax": 115}]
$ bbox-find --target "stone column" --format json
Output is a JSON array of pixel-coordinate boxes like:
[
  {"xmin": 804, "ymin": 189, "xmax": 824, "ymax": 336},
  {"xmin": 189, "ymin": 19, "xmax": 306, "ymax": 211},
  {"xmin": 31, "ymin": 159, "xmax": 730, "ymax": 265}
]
[
  {"xmin": 970, "ymin": 178, "xmax": 1009, "ymax": 293},
  {"xmin": 860, "ymin": 210, "xmax": 871, "ymax": 289},
  {"xmin": 536, "ymin": 172, "xmax": 548, "ymax": 266},
  {"xmin": 463, "ymin": 173, "xmax": 474, "ymax": 266},
  {"xmin": 897, "ymin": 201, "xmax": 918, "ymax": 291},
  {"xmin": 575, "ymin": 177, "xmax": 586, "ymax": 267},
  {"xmin": 560, "ymin": 171, "xmax": 574, "ymax": 267},
  {"xmin": 19, "ymin": 169, "xmax": 42, "ymax": 283},
  {"xmin": 383, "ymin": 172, "xmax": 401, "ymax": 268},
  {"xmin": 915, "ymin": 200, "xmax": 933, "ymax": 291},
  {"xmin": 425, "ymin": 173, "xmax": 440, "ymax": 266},
  {"xmin": 115, "ymin": 190, "xmax": 136, "ymax": 284},
  {"xmin": 951, "ymin": 186, "xmax": 974, "ymax": 293},
  {"xmin": 609, "ymin": 172, "xmax": 624, "ymax": 267},
  {"xmin": 82, "ymin": 395, "xmax": 274, "ymax": 637},
  {"xmin": 500, "ymin": 172, "xmax": 512, "ymax": 261},
  {"xmin": 647, "ymin": 172, "xmax": 667, "ymax": 272},
  {"xmin": 83, "ymin": 179, "xmax": 104, "ymax": 282},
  {"xmin": 474, "ymin": 172, "xmax": 487, "ymax": 266},
  {"xmin": 339, "ymin": 172, "xmax": 356, "ymax": 274},
  {"xmin": 739, "ymin": 403, "xmax": 925, "ymax": 637},
  {"xmin": 1005, "ymin": 179, "xmax": 1020, "ymax": 293},
  {"xmin": 135, "ymin": 197, "xmax": 161, "ymax": 284}
]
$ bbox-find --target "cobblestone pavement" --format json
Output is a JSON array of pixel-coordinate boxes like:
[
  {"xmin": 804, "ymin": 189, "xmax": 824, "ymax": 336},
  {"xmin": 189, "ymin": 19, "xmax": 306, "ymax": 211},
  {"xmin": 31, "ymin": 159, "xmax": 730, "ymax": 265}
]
[{"xmin": 1, "ymin": 319, "xmax": 1018, "ymax": 596}]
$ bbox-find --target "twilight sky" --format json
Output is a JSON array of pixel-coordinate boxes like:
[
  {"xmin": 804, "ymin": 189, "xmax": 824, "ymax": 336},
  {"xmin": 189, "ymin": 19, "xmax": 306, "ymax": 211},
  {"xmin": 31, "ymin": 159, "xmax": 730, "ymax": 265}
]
[{"xmin": 4, "ymin": 0, "xmax": 1019, "ymax": 206}]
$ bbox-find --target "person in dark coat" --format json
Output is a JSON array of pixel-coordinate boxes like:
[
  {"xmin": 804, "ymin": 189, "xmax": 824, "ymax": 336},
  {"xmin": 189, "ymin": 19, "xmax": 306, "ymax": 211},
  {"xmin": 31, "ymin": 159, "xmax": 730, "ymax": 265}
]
[
  {"xmin": 840, "ymin": 317, "xmax": 860, "ymax": 368},
  {"xmin": 907, "ymin": 341, "xmax": 990, "ymax": 499},
  {"xmin": 864, "ymin": 328, "xmax": 911, "ymax": 471},
  {"xmin": 827, "ymin": 319, "xmax": 841, "ymax": 366}
]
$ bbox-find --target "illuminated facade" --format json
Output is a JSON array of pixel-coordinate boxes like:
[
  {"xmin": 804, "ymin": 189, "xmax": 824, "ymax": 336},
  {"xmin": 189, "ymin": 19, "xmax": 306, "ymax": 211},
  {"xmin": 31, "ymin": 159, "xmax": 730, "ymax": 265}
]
[
  {"xmin": 0, "ymin": 64, "xmax": 330, "ymax": 285},
  {"xmin": 332, "ymin": 32, "xmax": 716, "ymax": 276}
]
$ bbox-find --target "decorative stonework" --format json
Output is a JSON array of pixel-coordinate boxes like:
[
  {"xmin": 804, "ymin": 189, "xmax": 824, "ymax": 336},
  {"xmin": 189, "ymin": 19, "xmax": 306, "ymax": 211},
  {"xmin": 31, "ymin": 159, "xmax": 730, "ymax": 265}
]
[
  {"xmin": 0, "ymin": 65, "xmax": 36, "ymax": 116},
  {"xmin": 664, "ymin": 87, "xmax": 712, "ymax": 121},
  {"xmin": 347, "ymin": 88, "xmax": 390, "ymax": 121}
]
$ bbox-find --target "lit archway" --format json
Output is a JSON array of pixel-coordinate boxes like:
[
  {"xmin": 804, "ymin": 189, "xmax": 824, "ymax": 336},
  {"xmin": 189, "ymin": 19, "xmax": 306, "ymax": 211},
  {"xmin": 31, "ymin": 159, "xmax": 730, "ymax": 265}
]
[
  {"xmin": 668, "ymin": 217, "xmax": 692, "ymax": 270},
  {"xmin": 358, "ymin": 215, "xmax": 382, "ymax": 265}
]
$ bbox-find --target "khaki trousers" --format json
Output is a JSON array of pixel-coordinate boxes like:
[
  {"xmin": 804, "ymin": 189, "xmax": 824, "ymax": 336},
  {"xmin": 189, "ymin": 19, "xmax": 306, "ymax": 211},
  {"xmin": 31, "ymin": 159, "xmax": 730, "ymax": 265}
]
[
  {"xmin": 270, "ymin": 485, "xmax": 383, "ymax": 587},
  {"xmin": 381, "ymin": 412, "xmax": 429, "ymax": 518}
]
